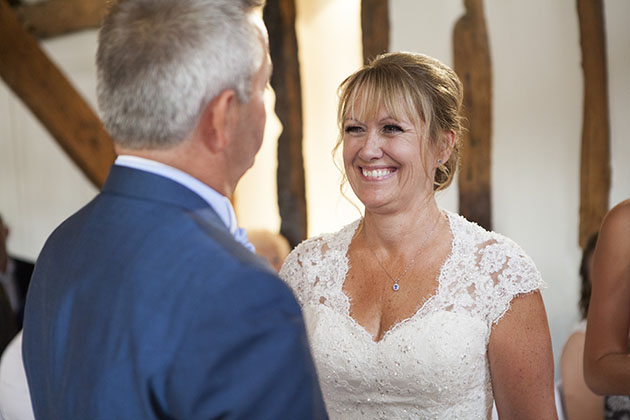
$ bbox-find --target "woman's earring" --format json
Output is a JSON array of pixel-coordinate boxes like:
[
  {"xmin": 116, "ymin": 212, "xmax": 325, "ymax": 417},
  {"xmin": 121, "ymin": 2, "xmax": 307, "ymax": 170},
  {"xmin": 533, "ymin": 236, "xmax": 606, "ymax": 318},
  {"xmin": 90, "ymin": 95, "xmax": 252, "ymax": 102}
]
[{"xmin": 437, "ymin": 159, "xmax": 443, "ymax": 165}]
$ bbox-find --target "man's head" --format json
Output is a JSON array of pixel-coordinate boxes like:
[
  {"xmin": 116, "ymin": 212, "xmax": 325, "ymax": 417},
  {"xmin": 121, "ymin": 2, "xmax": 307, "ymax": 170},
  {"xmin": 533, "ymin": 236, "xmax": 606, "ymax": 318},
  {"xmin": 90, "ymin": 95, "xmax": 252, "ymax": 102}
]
[{"xmin": 96, "ymin": 0, "xmax": 268, "ymax": 150}]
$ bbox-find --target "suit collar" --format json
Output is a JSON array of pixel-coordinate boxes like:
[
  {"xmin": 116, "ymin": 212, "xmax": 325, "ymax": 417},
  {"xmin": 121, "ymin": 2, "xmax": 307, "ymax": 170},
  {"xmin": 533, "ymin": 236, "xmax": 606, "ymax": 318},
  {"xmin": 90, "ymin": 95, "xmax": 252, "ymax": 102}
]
[
  {"xmin": 101, "ymin": 165, "xmax": 269, "ymax": 269},
  {"xmin": 102, "ymin": 165, "xmax": 212, "ymax": 213}
]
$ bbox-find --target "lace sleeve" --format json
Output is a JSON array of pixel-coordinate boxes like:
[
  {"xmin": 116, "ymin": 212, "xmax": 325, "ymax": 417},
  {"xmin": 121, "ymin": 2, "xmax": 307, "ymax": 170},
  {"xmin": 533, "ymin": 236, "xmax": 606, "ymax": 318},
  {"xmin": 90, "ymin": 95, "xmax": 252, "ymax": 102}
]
[
  {"xmin": 279, "ymin": 245, "xmax": 308, "ymax": 306},
  {"xmin": 279, "ymin": 222, "xmax": 358, "ymax": 311},
  {"xmin": 479, "ymin": 235, "xmax": 545, "ymax": 325},
  {"xmin": 279, "ymin": 236, "xmax": 327, "ymax": 307}
]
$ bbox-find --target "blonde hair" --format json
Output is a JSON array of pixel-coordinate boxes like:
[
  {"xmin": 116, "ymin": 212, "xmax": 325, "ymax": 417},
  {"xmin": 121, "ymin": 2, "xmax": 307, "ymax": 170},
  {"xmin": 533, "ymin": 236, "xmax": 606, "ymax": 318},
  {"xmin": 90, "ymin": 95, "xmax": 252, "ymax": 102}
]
[{"xmin": 333, "ymin": 52, "xmax": 464, "ymax": 191}]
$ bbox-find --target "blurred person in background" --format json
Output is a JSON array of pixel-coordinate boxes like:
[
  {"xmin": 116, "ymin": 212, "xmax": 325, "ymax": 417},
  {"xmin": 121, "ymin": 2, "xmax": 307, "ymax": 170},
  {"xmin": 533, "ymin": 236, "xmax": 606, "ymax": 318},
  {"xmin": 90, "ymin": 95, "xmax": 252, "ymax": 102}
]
[
  {"xmin": 560, "ymin": 233, "xmax": 603, "ymax": 420},
  {"xmin": 585, "ymin": 199, "xmax": 630, "ymax": 418},
  {"xmin": 0, "ymin": 214, "xmax": 34, "ymax": 331},
  {"xmin": 248, "ymin": 229, "xmax": 291, "ymax": 272}
]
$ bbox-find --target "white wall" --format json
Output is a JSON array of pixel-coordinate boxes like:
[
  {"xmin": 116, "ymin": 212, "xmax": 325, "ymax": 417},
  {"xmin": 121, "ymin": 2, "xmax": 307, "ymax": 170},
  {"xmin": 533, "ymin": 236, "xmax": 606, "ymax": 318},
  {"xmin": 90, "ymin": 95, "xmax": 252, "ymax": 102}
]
[
  {"xmin": 0, "ymin": 31, "xmax": 98, "ymax": 261},
  {"xmin": 0, "ymin": 1, "xmax": 628, "ymax": 378},
  {"xmin": 295, "ymin": 0, "xmax": 365, "ymax": 233}
]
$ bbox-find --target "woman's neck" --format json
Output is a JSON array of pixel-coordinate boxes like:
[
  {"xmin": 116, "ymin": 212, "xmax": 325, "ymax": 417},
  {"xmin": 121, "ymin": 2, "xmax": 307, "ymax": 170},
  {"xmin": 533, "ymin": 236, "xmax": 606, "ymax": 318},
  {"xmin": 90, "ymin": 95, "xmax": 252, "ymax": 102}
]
[{"xmin": 361, "ymin": 197, "xmax": 444, "ymax": 254}]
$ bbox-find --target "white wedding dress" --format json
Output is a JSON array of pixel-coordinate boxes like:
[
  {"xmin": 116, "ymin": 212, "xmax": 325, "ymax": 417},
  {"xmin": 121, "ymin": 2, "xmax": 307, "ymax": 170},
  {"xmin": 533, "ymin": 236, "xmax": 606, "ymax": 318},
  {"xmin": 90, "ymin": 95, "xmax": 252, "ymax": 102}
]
[{"xmin": 280, "ymin": 211, "xmax": 544, "ymax": 419}]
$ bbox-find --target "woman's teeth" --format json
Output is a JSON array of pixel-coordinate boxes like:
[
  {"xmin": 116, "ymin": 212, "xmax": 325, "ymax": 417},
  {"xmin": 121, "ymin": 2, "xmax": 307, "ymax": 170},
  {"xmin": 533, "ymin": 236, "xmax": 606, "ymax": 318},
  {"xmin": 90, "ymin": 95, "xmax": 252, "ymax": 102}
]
[{"xmin": 362, "ymin": 168, "xmax": 393, "ymax": 178}]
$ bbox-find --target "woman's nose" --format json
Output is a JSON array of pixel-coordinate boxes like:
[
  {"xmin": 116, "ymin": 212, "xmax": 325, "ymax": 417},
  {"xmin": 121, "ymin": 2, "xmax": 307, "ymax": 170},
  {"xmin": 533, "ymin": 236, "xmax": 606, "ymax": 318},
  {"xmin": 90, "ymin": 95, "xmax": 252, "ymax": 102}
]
[{"xmin": 358, "ymin": 131, "xmax": 384, "ymax": 160}]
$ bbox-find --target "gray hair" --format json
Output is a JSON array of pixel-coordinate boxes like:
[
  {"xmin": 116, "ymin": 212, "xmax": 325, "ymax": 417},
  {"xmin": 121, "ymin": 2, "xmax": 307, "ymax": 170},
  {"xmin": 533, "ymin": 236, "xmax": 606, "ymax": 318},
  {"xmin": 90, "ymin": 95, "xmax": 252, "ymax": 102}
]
[{"xmin": 97, "ymin": 0, "xmax": 266, "ymax": 149}]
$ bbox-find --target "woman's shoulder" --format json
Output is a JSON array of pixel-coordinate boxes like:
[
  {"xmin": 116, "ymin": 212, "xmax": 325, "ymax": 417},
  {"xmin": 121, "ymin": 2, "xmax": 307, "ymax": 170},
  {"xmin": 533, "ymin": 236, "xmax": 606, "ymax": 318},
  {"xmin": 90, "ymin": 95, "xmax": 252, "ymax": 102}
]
[
  {"xmin": 572, "ymin": 319, "xmax": 588, "ymax": 334},
  {"xmin": 561, "ymin": 321, "xmax": 587, "ymax": 357},
  {"xmin": 601, "ymin": 199, "xmax": 630, "ymax": 235},
  {"xmin": 290, "ymin": 219, "xmax": 360, "ymax": 258},
  {"xmin": 280, "ymin": 220, "xmax": 359, "ymax": 276},
  {"xmin": 446, "ymin": 210, "xmax": 532, "ymax": 255},
  {"xmin": 608, "ymin": 198, "xmax": 630, "ymax": 216},
  {"xmin": 440, "ymin": 211, "xmax": 544, "ymax": 326},
  {"xmin": 279, "ymin": 220, "xmax": 359, "ymax": 303},
  {"xmin": 598, "ymin": 199, "xmax": 630, "ymax": 256},
  {"xmin": 446, "ymin": 210, "xmax": 544, "ymax": 288}
]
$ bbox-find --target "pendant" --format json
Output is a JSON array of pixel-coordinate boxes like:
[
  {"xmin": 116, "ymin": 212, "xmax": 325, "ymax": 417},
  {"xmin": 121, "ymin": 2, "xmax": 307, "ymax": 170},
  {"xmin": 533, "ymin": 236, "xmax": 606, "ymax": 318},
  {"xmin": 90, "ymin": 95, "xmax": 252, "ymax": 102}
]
[{"xmin": 393, "ymin": 283, "xmax": 399, "ymax": 291}]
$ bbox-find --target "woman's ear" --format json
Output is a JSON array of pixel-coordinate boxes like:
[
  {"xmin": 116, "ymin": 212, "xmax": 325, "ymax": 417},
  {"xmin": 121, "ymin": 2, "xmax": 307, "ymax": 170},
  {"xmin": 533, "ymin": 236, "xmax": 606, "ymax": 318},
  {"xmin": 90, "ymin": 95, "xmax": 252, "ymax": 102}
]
[
  {"xmin": 198, "ymin": 89, "xmax": 238, "ymax": 153},
  {"xmin": 437, "ymin": 130, "xmax": 456, "ymax": 165}
]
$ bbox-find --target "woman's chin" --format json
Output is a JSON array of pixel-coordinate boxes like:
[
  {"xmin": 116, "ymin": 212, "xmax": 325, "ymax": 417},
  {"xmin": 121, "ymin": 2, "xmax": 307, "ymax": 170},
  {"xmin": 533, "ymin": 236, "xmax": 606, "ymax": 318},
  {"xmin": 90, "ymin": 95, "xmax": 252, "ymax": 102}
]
[{"xmin": 360, "ymin": 198, "xmax": 399, "ymax": 214}]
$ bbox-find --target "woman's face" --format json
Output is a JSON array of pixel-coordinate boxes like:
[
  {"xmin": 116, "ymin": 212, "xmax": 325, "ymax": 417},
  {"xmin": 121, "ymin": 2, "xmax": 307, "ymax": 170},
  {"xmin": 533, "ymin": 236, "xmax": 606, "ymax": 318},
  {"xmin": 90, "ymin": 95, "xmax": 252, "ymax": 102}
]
[{"xmin": 342, "ymin": 102, "xmax": 436, "ymax": 214}]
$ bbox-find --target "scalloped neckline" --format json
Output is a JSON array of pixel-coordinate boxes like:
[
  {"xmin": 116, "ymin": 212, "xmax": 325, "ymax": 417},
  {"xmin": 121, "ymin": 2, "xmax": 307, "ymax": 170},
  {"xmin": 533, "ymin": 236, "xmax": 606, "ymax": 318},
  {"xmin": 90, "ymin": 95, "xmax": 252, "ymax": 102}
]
[{"xmin": 338, "ymin": 211, "xmax": 457, "ymax": 343}]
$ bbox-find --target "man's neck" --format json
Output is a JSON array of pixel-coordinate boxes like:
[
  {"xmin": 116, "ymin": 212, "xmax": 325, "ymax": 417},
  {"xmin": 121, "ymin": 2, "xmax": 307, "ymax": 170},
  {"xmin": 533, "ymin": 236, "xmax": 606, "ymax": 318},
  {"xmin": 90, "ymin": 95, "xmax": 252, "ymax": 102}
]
[{"xmin": 115, "ymin": 143, "xmax": 233, "ymax": 197}]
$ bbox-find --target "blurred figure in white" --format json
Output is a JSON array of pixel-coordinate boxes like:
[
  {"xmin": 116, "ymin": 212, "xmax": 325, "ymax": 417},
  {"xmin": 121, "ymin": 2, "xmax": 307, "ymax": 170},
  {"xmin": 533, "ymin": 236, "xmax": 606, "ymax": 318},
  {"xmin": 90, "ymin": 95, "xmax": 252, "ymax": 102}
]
[{"xmin": 0, "ymin": 330, "xmax": 34, "ymax": 420}]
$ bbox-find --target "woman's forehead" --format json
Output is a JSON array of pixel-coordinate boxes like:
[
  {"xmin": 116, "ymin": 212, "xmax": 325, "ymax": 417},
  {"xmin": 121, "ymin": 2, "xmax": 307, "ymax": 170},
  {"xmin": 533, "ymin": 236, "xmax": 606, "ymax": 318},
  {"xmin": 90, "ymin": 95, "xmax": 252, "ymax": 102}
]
[{"xmin": 344, "ymin": 91, "xmax": 419, "ymax": 124}]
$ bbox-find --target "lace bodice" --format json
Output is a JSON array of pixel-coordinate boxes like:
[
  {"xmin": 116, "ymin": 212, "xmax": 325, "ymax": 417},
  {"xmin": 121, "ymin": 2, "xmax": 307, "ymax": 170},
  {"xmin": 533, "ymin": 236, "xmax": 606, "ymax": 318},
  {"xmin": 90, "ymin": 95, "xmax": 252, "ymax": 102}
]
[{"xmin": 280, "ymin": 211, "xmax": 544, "ymax": 419}]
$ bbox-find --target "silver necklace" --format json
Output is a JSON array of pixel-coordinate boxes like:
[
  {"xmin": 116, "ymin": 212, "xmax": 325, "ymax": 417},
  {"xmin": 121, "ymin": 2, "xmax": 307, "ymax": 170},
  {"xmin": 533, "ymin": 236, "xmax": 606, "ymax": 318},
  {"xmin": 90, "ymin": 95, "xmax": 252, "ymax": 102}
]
[{"xmin": 366, "ymin": 215, "xmax": 441, "ymax": 291}]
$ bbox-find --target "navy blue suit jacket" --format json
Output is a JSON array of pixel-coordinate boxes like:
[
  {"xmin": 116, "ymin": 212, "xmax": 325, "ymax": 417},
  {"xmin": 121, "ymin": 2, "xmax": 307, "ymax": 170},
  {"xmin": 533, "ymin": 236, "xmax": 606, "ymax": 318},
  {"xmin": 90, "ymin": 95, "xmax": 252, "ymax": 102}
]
[{"xmin": 23, "ymin": 165, "xmax": 326, "ymax": 419}]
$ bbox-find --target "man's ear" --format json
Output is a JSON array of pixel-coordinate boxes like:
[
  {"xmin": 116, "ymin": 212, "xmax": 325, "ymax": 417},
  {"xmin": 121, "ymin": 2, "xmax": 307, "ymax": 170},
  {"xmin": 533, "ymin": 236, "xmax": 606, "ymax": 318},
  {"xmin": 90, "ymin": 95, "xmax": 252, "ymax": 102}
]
[{"xmin": 198, "ymin": 89, "xmax": 238, "ymax": 153}]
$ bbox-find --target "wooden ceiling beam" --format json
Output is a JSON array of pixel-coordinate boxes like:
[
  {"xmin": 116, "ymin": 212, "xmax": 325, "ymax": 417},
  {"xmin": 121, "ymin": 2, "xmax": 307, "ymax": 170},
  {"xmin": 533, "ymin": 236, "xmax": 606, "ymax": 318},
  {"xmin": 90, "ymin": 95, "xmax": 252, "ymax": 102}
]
[
  {"xmin": 13, "ymin": 0, "xmax": 109, "ymax": 39},
  {"xmin": 0, "ymin": 0, "xmax": 116, "ymax": 188}
]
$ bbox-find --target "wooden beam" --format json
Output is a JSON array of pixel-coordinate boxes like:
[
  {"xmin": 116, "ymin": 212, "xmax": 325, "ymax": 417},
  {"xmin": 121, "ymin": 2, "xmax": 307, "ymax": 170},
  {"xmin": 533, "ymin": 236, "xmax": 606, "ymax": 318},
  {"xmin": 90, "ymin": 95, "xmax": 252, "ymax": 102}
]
[
  {"xmin": 13, "ymin": 0, "xmax": 109, "ymax": 39},
  {"xmin": 453, "ymin": 0, "xmax": 493, "ymax": 231},
  {"xmin": 577, "ymin": 0, "xmax": 610, "ymax": 248},
  {"xmin": 0, "ymin": 0, "xmax": 116, "ymax": 188},
  {"xmin": 263, "ymin": 0, "xmax": 307, "ymax": 248},
  {"xmin": 361, "ymin": 0, "xmax": 389, "ymax": 64}
]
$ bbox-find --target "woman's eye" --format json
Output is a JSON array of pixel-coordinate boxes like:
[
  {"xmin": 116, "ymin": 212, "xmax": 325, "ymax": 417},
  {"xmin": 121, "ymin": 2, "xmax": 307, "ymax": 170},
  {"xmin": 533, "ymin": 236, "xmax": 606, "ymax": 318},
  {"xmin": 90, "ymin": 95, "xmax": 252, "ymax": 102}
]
[
  {"xmin": 344, "ymin": 125, "xmax": 364, "ymax": 134},
  {"xmin": 383, "ymin": 124, "xmax": 403, "ymax": 134}
]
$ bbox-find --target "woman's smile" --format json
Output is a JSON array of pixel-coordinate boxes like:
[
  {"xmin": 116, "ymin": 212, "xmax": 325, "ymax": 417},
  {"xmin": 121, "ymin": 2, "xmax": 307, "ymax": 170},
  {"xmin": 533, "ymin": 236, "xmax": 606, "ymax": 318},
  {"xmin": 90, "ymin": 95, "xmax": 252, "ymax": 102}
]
[
  {"xmin": 342, "ymin": 104, "xmax": 436, "ymax": 212},
  {"xmin": 360, "ymin": 166, "xmax": 396, "ymax": 180}
]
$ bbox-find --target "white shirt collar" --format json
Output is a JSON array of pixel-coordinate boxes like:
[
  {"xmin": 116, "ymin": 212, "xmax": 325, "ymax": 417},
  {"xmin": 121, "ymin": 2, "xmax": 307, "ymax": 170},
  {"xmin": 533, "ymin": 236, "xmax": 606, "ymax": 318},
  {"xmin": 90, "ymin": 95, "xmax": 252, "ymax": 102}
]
[{"xmin": 114, "ymin": 155, "xmax": 239, "ymax": 234}]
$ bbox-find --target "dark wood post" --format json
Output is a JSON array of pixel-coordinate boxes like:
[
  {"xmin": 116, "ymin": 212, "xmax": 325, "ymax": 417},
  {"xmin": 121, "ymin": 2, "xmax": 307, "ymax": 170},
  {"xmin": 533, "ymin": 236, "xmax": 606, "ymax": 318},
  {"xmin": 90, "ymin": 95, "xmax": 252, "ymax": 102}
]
[
  {"xmin": 577, "ymin": 0, "xmax": 610, "ymax": 248},
  {"xmin": 453, "ymin": 0, "xmax": 493, "ymax": 231},
  {"xmin": 263, "ymin": 0, "xmax": 308, "ymax": 248},
  {"xmin": 361, "ymin": 0, "xmax": 389, "ymax": 64}
]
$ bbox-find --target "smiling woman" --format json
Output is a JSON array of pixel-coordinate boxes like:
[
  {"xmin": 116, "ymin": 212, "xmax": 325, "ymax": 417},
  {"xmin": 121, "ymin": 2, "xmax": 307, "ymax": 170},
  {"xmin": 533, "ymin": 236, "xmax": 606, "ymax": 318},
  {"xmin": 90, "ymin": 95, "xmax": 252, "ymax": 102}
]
[
  {"xmin": 341, "ymin": 106, "xmax": 446, "ymax": 215},
  {"xmin": 279, "ymin": 51, "xmax": 558, "ymax": 420}
]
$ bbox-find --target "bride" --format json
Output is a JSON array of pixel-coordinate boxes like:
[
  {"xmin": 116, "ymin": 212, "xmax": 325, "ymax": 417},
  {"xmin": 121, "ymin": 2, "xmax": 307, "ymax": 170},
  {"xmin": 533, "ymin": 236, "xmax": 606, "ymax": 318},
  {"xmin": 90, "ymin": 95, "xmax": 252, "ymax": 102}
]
[{"xmin": 280, "ymin": 52, "xmax": 557, "ymax": 419}]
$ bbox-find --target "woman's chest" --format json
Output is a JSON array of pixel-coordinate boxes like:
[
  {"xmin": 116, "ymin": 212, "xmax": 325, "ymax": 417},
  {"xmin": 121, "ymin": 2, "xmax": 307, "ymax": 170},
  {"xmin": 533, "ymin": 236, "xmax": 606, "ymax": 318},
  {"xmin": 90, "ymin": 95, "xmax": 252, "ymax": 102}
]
[
  {"xmin": 303, "ymin": 303, "xmax": 491, "ymax": 399},
  {"xmin": 342, "ymin": 239, "xmax": 452, "ymax": 342}
]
